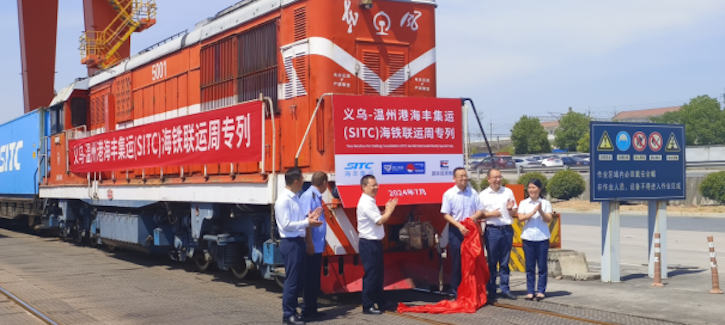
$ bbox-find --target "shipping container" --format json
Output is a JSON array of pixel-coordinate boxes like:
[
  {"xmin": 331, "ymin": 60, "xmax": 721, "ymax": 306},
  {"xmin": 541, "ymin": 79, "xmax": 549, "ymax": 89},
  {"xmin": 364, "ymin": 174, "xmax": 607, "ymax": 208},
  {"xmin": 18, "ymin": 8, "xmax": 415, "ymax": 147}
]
[{"xmin": 0, "ymin": 111, "xmax": 40, "ymax": 196}]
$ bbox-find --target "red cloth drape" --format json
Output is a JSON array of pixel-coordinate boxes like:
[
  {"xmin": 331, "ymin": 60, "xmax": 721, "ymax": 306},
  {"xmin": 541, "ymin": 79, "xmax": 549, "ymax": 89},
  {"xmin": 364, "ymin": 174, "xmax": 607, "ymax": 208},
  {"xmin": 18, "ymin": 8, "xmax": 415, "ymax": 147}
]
[{"xmin": 397, "ymin": 218, "xmax": 490, "ymax": 314}]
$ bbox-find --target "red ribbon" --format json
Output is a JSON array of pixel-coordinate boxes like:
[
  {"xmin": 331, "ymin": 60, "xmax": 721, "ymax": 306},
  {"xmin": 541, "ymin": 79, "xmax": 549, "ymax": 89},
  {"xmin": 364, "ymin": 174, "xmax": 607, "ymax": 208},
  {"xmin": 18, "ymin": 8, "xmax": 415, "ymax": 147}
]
[{"xmin": 397, "ymin": 218, "xmax": 490, "ymax": 314}]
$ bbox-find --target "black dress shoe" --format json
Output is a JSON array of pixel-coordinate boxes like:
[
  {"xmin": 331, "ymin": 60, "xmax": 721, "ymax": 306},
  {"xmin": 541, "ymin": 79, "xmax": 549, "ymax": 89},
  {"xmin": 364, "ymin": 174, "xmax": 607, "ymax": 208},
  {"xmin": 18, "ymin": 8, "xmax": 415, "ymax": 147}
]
[
  {"xmin": 362, "ymin": 307, "xmax": 383, "ymax": 315},
  {"xmin": 303, "ymin": 311, "xmax": 326, "ymax": 320},
  {"xmin": 500, "ymin": 292, "xmax": 517, "ymax": 300},
  {"xmin": 283, "ymin": 315, "xmax": 305, "ymax": 325}
]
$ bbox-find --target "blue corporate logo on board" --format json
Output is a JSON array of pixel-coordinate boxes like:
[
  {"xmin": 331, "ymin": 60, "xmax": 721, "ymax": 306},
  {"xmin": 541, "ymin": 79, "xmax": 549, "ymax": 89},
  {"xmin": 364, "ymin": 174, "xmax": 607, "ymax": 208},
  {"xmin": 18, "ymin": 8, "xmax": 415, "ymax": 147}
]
[
  {"xmin": 616, "ymin": 131, "xmax": 631, "ymax": 151},
  {"xmin": 382, "ymin": 162, "xmax": 426, "ymax": 175}
]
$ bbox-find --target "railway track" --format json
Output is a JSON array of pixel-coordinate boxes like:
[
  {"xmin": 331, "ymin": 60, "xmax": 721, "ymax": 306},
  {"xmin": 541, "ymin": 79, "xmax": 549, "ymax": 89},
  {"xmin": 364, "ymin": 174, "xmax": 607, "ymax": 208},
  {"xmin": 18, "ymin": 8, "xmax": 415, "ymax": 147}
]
[
  {"xmin": 385, "ymin": 301, "xmax": 625, "ymax": 325},
  {"xmin": 0, "ymin": 282, "xmax": 674, "ymax": 325},
  {"xmin": 0, "ymin": 285, "xmax": 61, "ymax": 325},
  {"xmin": 325, "ymin": 287, "xmax": 630, "ymax": 325},
  {"xmin": 492, "ymin": 302, "xmax": 620, "ymax": 325},
  {"xmin": 0, "ymin": 221, "xmax": 681, "ymax": 325}
]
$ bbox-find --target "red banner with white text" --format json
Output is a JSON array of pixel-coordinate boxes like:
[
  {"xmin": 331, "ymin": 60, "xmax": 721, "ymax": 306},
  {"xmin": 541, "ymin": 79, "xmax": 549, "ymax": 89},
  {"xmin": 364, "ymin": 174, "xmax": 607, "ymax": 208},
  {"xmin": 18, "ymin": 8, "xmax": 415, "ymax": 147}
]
[
  {"xmin": 69, "ymin": 101, "xmax": 263, "ymax": 173},
  {"xmin": 332, "ymin": 95, "xmax": 464, "ymax": 208}
]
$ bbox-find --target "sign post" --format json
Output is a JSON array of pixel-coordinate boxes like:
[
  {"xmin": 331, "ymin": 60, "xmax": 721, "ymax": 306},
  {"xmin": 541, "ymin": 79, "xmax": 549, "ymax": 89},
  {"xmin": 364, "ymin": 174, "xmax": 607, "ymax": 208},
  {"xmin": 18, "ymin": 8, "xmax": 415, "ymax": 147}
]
[
  {"xmin": 601, "ymin": 201, "xmax": 621, "ymax": 282},
  {"xmin": 590, "ymin": 122, "xmax": 685, "ymax": 282}
]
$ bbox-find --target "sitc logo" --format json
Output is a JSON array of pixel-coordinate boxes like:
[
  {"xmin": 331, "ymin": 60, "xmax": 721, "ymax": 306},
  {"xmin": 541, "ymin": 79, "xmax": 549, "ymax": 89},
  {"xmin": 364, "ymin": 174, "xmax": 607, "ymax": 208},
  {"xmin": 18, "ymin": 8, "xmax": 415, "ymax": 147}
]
[{"xmin": 345, "ymin": 162, "xmax": 373, "ymax": 170}]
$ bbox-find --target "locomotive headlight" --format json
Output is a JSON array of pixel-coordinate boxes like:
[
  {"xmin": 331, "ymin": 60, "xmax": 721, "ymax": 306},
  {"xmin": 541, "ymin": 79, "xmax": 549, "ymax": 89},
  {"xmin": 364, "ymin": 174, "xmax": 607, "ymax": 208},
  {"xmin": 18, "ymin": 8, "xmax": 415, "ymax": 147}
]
[{"xmin": 359, "ymin": 0, "xmax": 373, "ymax": 10}]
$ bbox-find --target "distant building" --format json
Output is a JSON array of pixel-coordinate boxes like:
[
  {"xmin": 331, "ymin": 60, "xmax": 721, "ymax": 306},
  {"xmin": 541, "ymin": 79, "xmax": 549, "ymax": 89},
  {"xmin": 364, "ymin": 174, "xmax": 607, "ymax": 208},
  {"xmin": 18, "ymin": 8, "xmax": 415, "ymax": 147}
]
[
  {"xmin": 541, "ymin": 121, "xmax": 559, "ymax": 136},
  {"xmin": 613, "ymin": 106, "xmax": 681, "ymax": 123},
  {"xmin": 541, "ymin": 121, "xmax": 559, "ymax": 142}
]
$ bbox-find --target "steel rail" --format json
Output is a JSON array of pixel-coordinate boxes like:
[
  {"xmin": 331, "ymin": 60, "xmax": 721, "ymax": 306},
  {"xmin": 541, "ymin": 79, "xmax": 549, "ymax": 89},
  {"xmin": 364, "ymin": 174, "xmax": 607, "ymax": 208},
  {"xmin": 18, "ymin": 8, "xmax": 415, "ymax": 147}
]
[
  {"xmin": 390, "ymin": 301, "xmax": 625, "ymax": 325},
  {"xmin": 399, "ymin": 288, "xmax": 626, "ymax": 325},
  {"xmin": 0, "ymin": 285, "xmax": 61, "ymax": 325},
  {"xmin": 388, "ymin": 310, "xmax": 455, "ymax": 325},
  {"xmin": 386, "ymin": 303, "xmax": 619, "ymax": 325},
  {"xmin": 493, "ymin": 302, "xmax": 621, "ymax": 325}
]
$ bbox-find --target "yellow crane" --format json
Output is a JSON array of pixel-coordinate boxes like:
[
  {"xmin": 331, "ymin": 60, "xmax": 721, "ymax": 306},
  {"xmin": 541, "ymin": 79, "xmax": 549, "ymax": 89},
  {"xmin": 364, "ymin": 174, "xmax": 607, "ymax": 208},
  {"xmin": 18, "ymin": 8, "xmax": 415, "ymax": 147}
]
[{"xmin": 79, "ymin": 0, "xmax": 157, "ymax": 69}]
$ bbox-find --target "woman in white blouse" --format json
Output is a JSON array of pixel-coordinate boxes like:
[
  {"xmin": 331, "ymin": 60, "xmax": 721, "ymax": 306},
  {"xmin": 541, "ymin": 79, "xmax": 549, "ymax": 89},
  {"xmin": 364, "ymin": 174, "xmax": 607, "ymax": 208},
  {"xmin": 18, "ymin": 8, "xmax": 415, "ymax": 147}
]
[{"xmin": 517, "ymin": 179, "xmax": 553, "ymax": 301}]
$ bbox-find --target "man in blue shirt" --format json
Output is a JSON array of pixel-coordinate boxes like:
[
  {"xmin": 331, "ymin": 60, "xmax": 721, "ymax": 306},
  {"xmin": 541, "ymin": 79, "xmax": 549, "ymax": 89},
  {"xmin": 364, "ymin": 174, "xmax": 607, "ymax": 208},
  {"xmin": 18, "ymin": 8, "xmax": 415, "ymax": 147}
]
[
  {"xmin": 299, "ymin": 172, "xmax": 328, "ymax": 320},
  {"xmin": 275, "ymin": 167, "xmax": 323, "ymax": 325}
]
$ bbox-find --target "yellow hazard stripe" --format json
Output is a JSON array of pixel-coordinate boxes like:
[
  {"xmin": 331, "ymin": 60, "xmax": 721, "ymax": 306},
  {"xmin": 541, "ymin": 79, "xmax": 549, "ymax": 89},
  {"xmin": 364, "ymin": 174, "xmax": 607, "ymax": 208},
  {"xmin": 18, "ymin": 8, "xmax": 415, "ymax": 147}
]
[
  {"xmin": 511, "ymin": 218, "xmax": 524, "ymax": 246},
  {"xmin": 549, "ymin": 213, "xmax": 561, "ymax": 249},
  {"xmin": 509, "ymin": 247, "xmax": 526, "ymax": 272},
  {"xmin": 507, "ymin": 213, "xmax": 562, "ymax": 272}
]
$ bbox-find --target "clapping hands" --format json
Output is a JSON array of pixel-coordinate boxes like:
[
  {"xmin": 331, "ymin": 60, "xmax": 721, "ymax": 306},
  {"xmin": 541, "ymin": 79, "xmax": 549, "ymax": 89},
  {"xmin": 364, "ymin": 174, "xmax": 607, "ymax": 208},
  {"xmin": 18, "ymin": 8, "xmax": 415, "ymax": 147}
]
[
  {"xmin": 385, "ymin": 198, "xmax": 399, "ymax": 212},
  {"xmin": 506, "ymin": 199, "xmax": 515, "ymax": 210},
  {"xmin": 533, "ymin": 203, "xmax": 542, "ymax": 218},
  {"xmin": 308, "ymin": 207, "xmax": 324, "ymax": 227}
]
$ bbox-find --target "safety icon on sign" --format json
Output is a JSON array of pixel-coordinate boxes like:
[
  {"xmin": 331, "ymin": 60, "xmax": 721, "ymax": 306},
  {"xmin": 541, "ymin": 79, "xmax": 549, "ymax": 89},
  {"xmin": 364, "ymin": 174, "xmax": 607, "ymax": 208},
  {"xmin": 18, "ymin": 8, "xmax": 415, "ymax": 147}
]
[
  {"xmin": 633, "ymin": 131, "xmax": 647, "ymax": 152},
  {"xmin": 598, "ymin": 131, "xmax": 614, "ymax": 151},
  {"xmin": 616, "ymin": 131, "xmax": 631, "ymax": 151},
  {"xmin": 649, "ymin": 132, "xmax": 663, "ymax": 152},
  {"xmin": 666, "ymin": 133, "xmax": 680, "ymax": 152}
]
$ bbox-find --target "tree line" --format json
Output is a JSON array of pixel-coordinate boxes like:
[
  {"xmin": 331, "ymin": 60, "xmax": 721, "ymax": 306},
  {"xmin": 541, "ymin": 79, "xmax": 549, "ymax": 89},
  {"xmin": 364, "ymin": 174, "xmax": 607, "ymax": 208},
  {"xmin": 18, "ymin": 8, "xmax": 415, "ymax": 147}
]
[{"xmin": 508, "ymin": 95, "xmax": 722, "ymax": 155}]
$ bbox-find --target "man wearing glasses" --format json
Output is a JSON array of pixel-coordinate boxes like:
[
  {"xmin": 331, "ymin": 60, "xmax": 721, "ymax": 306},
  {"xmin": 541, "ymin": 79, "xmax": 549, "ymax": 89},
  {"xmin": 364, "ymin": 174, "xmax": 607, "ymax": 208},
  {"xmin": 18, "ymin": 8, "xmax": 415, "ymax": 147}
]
[
  {"xmin": 440, "ymin": 167, "xmax": 484, "ymax": 297},
  {"xmin": 478, "ymin": 168, "xmax": 517, "ymax": 302}
]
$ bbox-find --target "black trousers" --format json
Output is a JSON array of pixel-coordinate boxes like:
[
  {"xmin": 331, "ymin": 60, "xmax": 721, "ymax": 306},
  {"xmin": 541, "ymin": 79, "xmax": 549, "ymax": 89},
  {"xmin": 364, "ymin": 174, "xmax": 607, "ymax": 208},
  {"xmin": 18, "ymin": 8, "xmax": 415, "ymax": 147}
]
[
  {"xmin": 523, "ymin": 240, "xmax": 549, "ymax": 295},
  {"xmin": 280, "ymin": 237, "xmax": 305, "ymax": 318},
  {"xmin": 484, "ymin": 225, "xmax": 514, "ymax": 295},
  {"xmin": 448, "ymin": 225, "xmax": 464, "ymax": 297},
  {"xmin": 302, "ymin": 253, "xmax": 322, "ymax": 314},
  {"xmin": 359, "ymin": 238, "xmax": 385, "ymax": 309}
]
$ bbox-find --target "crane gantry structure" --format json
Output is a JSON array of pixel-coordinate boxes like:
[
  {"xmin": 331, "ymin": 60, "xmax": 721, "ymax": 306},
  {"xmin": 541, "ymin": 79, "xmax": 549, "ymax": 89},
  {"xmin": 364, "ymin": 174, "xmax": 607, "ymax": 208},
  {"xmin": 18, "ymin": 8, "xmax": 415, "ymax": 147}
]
[{"xmin": 16, "ymin": 0, "xmax": 156, "ymax": 113}]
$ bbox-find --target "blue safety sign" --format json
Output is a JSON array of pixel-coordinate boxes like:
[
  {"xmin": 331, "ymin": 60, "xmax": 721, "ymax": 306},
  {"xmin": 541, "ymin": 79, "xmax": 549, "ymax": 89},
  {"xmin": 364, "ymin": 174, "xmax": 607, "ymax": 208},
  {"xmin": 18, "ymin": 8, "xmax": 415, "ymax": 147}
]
[
  {"xmin": 590, "ymin": 122, "xmax": 685, "ymax": 201},
  {"xmin": 616, "ymin": 131, "xmax": 631, "ymax": 151}
]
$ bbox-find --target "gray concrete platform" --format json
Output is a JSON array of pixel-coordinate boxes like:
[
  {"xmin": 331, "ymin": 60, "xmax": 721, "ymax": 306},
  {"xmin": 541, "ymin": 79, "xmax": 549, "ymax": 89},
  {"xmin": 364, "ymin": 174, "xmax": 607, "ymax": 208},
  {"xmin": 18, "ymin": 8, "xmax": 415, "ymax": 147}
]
[
  {"xmin": 0, "ymin": 291, "xmax": 47, "ymax": 325},
  {"xmin": 0, "ymin": 224, "xmax": 709, "ymax": 325}
]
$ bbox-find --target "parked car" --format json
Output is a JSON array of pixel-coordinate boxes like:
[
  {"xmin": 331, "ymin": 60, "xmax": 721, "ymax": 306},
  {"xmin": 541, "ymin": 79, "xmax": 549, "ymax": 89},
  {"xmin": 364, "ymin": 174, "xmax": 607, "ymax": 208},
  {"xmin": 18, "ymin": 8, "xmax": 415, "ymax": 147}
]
[
  {"xmin": 572, "ymin": 156, "xmax": 590, "ymax": 165},
  {"xmin": 562, "ymin": 156, "xmax": 590, "ymax": 166},
  {"xmin": 527, "ymin": 156, "xmax": 544, "ymax": 164},
  {"xmin": 541, "ymin": 157, "xmax": 564, "ymax": 167},
  {"xmin": 571, "ymin": 154, "xmax": 590, "ymax": 162},
  {"xmin": 518, "ymin": 158, "xmax": 540, "ymax": 168},
  {"xmin": 474, "ymin": 156, "xmax": 516, "ymax": 172},
  {"xmin": 497, "ymin": 156, "xmax": 516, "ymax": 169}
]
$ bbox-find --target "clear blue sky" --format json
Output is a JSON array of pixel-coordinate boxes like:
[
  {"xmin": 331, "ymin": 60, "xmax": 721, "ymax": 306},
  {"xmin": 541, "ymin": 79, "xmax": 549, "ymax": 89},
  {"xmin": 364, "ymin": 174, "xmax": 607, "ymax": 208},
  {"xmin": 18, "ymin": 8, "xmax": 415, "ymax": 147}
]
[{"xmin": 2, "ymin": 0, "xmax": 724, "ymax": 136}]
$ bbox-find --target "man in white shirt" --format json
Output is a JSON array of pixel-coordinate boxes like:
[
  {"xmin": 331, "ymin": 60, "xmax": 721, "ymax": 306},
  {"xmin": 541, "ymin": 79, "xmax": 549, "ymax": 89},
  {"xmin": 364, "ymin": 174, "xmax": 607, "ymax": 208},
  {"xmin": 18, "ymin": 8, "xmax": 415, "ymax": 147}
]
[
  {"xmin": 478, "ymin": 168, "xmax": 517, "ymax": 301},
  {"xmin": 275, "ymin": 167, "xmax": 323, "ymax": 325},
  {"xmin": 440, "ymin": 167, "xmax": 484, "ymax": 297},
  {"xmin": 356, "ymin": 175, "xmax": 398, "ymax": 315}
]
